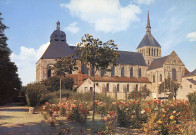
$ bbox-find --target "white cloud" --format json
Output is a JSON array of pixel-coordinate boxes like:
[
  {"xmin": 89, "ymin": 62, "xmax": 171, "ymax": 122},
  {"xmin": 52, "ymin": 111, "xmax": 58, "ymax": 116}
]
[
  {"xmin": 10, "ymin": 42, "xmax": 49, "ymax": 85},
  {"xmin": 65, "ymin": 22, "xmax": 79, "ymax": 34},
  {"xmin": 186, "ymin": 32, "xmax": 196, "ymax": 42},
  {"xmin": 60, "ymin": 0, "xmax": 141, "ymax": 33},
  {"xmin": 134, "ymin": 0, "xmax": 155, "ymax": 5}
]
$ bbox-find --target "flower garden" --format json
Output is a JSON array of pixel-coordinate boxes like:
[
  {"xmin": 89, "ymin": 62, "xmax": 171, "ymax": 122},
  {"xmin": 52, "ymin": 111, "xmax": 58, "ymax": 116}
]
[{"xmin": 40, "ymin": 92, "xmax": 196, "ymax": 135}]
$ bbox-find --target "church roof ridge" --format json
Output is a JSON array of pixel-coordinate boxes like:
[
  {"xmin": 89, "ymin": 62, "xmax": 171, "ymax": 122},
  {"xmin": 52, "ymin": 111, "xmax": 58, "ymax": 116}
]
[{"xmin": 147, "ymin": 55, "xmax": 169, "ymax": 70}]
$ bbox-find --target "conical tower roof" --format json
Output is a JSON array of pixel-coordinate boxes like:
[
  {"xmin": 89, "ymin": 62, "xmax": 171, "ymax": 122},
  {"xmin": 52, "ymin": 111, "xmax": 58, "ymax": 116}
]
[{"xmin": 137, "ymin": 12, "xmax": 161, "ymax": 49}]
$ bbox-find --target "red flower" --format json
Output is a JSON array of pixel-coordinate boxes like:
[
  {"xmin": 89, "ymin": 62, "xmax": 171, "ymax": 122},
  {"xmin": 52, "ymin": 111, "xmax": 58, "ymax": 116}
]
[
  {"xmin": 147, "ymin": 102, "xmax": 150, "ymax": 105},
  {"xmin": 45, "ymin": 102, "xmax": 49, "ymax": 105},
  {"xmin": 145, "ymin": 108, "xmax": 150, "ymax": 112}
]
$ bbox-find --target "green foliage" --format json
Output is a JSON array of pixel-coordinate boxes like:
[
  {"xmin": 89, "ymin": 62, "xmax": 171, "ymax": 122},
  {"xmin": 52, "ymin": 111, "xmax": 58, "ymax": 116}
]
[
  {"xmin": 25, "ymin": 82, "xmax": 47, "ymax": 107},
  {"xmin": 61, "ymin": 77, "xmax": 74, "ymax": 90},
  {"xmin": 51, "ymin": 55, "xmax": 77, "ymax": 76},
  {"xmin": 42, "ymin": 76, "xmax": 74, "ymax": 91},
  {"xmin": 140, "ymin": 86, "xmax": 151, "ymax": 99},
  {"xmin": 159, "ymin": 77, "xmax": 180, "ymax": 100},
  {"xmin": 187, "ymin": 92, "xmax": 196, "ymax": 117},
  {"xmin": 0, "ymin": 12, "xmax": 21, "ymax": 104},
  {"xmin": 76, "ymin": 34, "xmax": 120, "ymax": 74}
]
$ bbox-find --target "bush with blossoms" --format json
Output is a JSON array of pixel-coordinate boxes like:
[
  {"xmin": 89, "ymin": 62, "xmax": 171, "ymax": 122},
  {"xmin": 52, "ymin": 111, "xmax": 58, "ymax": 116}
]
[
  {"xmin": 143, "ymin": 100, "xmax": 193, "ymax": 135},
  {"xmin": 42, "ymin": 100, "xmax": 90, "ymax": 126}
]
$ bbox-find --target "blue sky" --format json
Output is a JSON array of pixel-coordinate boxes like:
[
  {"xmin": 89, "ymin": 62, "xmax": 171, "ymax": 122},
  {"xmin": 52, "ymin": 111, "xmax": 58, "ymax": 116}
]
[{"xmin": 0, "ymin": 0, "xmax": 196, "ymax": 85}]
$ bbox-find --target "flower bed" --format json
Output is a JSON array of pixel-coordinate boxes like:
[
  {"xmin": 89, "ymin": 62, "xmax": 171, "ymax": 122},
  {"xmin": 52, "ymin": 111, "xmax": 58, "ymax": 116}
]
[{"xmin": 41, "ymin": 97, "xmax": 194, "ymax": 134}]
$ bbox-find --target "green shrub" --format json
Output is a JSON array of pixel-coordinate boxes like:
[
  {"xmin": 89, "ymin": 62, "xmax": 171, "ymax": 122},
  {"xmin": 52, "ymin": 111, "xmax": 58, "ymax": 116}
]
[
  {"xmin": 25, "ymin": 82, "xmax": 47, "ymax": 107},
  {"xmin": 187, "ymin": 92, "xmax": 196, "ymax": 117},
  {"xmin": 42, "ymin": 76, "xmax": 74, "ymax": 92}
]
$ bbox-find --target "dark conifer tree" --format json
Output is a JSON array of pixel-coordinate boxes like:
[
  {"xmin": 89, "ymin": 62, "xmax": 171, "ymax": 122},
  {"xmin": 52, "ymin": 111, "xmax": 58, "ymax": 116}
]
[{"xmin": 0, "ymin": 12, "xmax": 21, "ymax": 104}]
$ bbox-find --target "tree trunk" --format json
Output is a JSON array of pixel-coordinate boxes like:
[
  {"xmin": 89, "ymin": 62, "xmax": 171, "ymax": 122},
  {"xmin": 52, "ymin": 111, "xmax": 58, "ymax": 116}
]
[
  {"xmin": 92, "ymin": 68, "xmax": 96, "ymax": 131},
  {"xmin": 60, "ymin": 78, "xmax": 62, "ymax": 102}
]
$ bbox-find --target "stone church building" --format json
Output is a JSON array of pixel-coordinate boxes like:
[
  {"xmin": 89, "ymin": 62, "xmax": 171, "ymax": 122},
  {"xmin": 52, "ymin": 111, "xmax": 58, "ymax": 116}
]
[{"xmin": 36, "ymin": 13, "xmax": 193, "ymax": 100}]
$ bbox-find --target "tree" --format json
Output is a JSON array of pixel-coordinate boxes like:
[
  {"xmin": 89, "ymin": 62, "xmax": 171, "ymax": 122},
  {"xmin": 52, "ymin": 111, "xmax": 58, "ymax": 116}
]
[
  {"xmin": 158, "ymin": 77, "xmax": 180, "ymax": 100},
  {"xmin": 76, "ymin": 34, "xmax": 120, "ymax": 129},
  {"xmin": 0, "ymin": 12, "xmax": 21, "ymax": 104},
  {"xmin": 50, "ymin": 55, "xmax": 77, "ymax": 101}
]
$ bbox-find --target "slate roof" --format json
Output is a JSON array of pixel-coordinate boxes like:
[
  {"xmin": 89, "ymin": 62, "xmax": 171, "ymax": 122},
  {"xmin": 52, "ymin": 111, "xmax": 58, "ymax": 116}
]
[
  {"xmin": 40, "ymin": 41, "xmax": 74, "ymax": 59},
  {"xmin": 187, "ymin": 79, "xmax": 196, "ymax": 85},
  {"xmin": 185, "ymin": 69, "xmax": 196, "ymax": 77},
  {"xmin": 117, "ymin": 51, "xmax": 146, "ymax": 66},
  {"xmin": 69, "ymin": 46, "xmax": 146, "ymax": 66},
  {"xmin": 148, "ymin": 55, "xmax": 169, "ymax": 70},
  {"xmin": 137, "ymin": 32, "xmax": 161, "ymax": 49},
  {"xmin": 40, "ymin": 28, "xmax": 74, "ymax": 59}
]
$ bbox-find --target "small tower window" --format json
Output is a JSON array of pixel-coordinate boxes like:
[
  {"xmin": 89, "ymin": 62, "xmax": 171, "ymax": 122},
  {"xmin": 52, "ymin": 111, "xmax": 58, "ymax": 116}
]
[
  {"xmin": 157, "ymin": 49, "xmax": 158, "ymax": 56},
  {"xmin": 111, "ymin": 66, "xmax": 115, "ymax": 76},
  {"xmin": 130, "ymin": 67, "xmax": 133, "ymax": 77},
  {"xmin": 138, "ymin": 68, "xmax": 142, "ymax": 77},
  {"xmin": 121, "ymin": 66, "xmax": 124, "ymax": 77}
]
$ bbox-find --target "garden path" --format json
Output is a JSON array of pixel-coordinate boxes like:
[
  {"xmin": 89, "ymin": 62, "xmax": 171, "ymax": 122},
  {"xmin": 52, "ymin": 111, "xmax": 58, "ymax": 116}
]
[
  {"xmin": 0, "ymin": 104, "xmax": 146, "ymax": 135},
  {"xmin": 0, "ymin": 104, "xmax": 54, "ymax": 135}
]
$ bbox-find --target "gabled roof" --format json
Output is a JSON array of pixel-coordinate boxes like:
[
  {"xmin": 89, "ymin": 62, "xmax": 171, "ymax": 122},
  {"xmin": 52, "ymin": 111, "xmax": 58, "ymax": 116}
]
[
  {"xmin": 148, "ymin": 55, "xmax": 169, "ymax": 70},
  {"xmin": 137, "ymin": 32, "xmax": 161, "ymax": 49},
  {"xmin": 187, "ymin": 79, "xmax": 196, "ymax": 85},
  {"xmin": 40, "ymin": 41, "xmax": 74, "ymax": 59},
  {"xmin": 117, "ymin": 51, "xmax": 146, "ymax": 66}
]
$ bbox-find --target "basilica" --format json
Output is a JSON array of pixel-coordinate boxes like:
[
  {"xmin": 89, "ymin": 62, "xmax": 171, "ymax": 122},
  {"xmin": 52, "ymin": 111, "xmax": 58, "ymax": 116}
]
[{"xmin": 36, "ymin": 13, "xmax": 195, "ymax": 100}]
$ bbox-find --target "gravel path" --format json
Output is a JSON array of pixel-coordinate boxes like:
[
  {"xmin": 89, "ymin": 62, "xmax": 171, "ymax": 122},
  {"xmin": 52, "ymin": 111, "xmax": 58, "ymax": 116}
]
[{"xmin": 0, "ymin": 105, "xmax": 54, "ymax": 135}]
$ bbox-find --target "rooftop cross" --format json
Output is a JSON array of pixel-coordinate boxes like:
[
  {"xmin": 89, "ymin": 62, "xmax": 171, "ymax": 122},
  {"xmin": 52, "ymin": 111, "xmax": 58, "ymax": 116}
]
[{"xmin": 56, "ymin": 21, "xmax": 60, "ymax": 30}]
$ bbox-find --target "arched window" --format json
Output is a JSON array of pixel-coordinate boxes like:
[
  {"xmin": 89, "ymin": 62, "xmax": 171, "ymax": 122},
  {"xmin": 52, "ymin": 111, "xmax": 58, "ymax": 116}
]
[
  {"xmin": 107, "ymin": 83, "xmax": 109, "ymax": 92},
  {"xmin": 154, "ymin": 49, "xmax": 156, "ymax": 56},
  {"xmin": 138, "ymin": 68, "xmax": 142, "ymax": 77},
  {"xmin": 160, "ymin": 74, "xmax": 162, "ymax": 82},
  {"xmin": 47, "ymin": 69, "xmax": 51, "ymax": 78},
  {"xmin": 111, "ymin": 66, "xmax": 115, "ymax": 76},
  {"xmin": 153, "ymin": 75, "xmax": 155, "ymax": 82},
  {"xmin": 121, "ymin": 66, "xmax": 124, "ymax": 77},
  {"xmin": 172, "ymin": 69, "xmax": 176, "ymax": 80},
  {"xmin": 130, "ymin": 67, "xmax": 133, "ymax": 77},
  {"xmin": 136, "ymin": 84, "xmax": 138, "ymax": 91},
  {"xmin": 101, "ymin": 69, "xmax": 105, "ymax": 77},
  {"xmin": 149, "ymin": 48, "xmax": 150, "ymax": 56},
  {"xmin": 117, "ymin": 84, "xmax": 120, "ymax": 92},
  {"xmin": 127, "ymin": 84, "xmax": 129, "ymax": 92},
  {"xmin": 157, "ymin": 49, "xmax": 158, "ymax": 56}
]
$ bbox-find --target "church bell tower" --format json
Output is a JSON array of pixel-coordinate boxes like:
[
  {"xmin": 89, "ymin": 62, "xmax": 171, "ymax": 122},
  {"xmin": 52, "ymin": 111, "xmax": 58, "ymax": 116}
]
[{"xmin": 137, "ymin": 12, "xmax": 161, "ymax": 66}]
